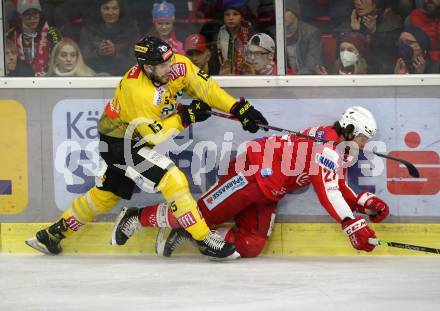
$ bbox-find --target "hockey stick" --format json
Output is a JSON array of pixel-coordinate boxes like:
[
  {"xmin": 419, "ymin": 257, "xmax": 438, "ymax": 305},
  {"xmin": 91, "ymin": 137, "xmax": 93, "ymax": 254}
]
[
  {"xmin": 207, "ymin": 110, "xmax": 420, "ymax": 178},
  {"xmin": 368, "ymin": 238, "xmax": 440, "ymax": 254}
]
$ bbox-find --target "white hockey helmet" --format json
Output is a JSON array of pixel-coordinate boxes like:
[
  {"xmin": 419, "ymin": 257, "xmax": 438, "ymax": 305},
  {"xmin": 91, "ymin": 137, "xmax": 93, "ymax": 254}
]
[{"xmin": 339, "ymin": 106, "xmax": 377, "ymax": 139}]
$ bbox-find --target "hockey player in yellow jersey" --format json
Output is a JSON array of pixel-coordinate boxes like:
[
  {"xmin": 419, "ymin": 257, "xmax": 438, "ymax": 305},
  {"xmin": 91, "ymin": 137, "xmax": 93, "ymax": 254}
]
[{"xmin": 25, "ymin": 36, "xmax": 268, "ymax": 259}]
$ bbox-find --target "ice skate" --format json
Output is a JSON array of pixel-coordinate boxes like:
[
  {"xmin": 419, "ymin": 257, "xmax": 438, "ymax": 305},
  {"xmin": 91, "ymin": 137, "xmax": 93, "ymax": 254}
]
[
  {"xmin": 156, "ymin": 228, "xmax": 192, "ymax": 257},
  {"xmin": 111, "ymin": 207, "xmax": 141, "ymax": 245},
  {"xmin": 197, "ymin": 231, "xmax": 240, "ymax": 261},
  {"xmin": 25, "ymin": 219, "xmax": 67, "ymax": 255}
]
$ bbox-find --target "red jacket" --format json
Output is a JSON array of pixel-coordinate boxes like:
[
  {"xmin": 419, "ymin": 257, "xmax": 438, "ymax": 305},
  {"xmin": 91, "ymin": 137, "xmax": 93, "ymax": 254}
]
[
  {"xmin": 410, "ymin": 8, "xmax": 440, "ymax": 61},
  {"xmin": 245, "ymin": 125, "xmax": 358, "ymax": 223}
]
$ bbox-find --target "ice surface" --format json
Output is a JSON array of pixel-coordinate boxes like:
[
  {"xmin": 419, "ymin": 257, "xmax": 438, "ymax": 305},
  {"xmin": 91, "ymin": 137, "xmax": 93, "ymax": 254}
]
[{"xmin": 0, "ymin": 254, "xmax": 439, "ymax": 311}]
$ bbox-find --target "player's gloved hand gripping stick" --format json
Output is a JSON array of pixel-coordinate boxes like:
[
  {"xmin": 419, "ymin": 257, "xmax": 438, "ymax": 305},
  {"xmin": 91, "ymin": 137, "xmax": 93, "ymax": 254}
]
[{"xmin": 206, "ymin": 110, "xmax": 420, "ymax": 178}]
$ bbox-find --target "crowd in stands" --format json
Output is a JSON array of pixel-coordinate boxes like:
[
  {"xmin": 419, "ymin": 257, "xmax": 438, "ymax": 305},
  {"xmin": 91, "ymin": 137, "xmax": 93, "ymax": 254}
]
[{"xmin": 3, "ymin": 0, "xmax": 440, "ymax": 77}]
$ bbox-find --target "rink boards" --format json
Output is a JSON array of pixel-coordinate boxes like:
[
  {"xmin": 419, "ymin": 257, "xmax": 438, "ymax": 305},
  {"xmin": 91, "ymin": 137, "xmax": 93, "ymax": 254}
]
[
  {"xmin": 2, "ymin": 223, "xmax": 440, "ymax": 256},
  {"xmin": 1, "ymin": 78, "xmax": 440, "ymax": 257}
]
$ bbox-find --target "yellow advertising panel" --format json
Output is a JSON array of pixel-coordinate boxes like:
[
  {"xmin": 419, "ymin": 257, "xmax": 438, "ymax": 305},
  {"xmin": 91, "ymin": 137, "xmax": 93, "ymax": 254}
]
[{"xmin": 0, "ymin": 100, "xmax": 28, "ymax": 214}]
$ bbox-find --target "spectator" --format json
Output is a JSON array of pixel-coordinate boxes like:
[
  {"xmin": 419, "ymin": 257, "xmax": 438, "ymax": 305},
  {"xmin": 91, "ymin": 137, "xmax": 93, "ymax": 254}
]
[
  {"xmin": 80, "ymin": 0, "xmax": 139, "ymax": 75},
  {"xmin": 407, "ymin": 0, "xmax": 440, "ymax": 72},
  {"xmin": 244, "ymin": 33, "xmax": 276, "ymax": 75},
  {"xmin": 316, "ymin": 32, "xmax": 369, "ymax": 75},
  {"xmin": 52, "ymin": 0, "xmax": 96, "ymax": 42},
  {"xmin": 334, "ymin": 0, "xmax": 403, "ymax": 73},
  {"xmin": 5, "ymin": 39, "xmax": 34, "ymax": 76},
  {"xmin": 394, "ymin": 26, "xmax": 431, "ymax": 73},
  {"xmin": 184, "ymin": 34, "xmax": 218, "ymax": 74},
  {"xmin": 3, "ymin": 0, "xmax": 17, "ymax": 33},
  {"xmin": 7, "ymin": 0, "xmax": 62, "ymax": 76},
  {"xmin": 47, "ymin": 38, "xmax": 96, "ymax": 76},
  {"xmin": 148, "ymin": 1, "xmax": 184, "ymax": 54},
  {"xmin": 126, "ymin": 1, "xmax": 190, "ymax": 37},
  {"xmin": 284, "ymin": 0, "xmax": 322, "ymax": 74},
  {"xmin": 217, "ymin": 0, "xmax": 254, "ymax": 75}
]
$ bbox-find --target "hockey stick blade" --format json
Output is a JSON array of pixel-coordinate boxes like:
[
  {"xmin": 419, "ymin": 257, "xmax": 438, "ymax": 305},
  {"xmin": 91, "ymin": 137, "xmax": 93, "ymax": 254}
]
[
  {"xmin": 207, "ymin": 110, "xmax": 420, "ymax": 178},
  {"xmin": 369, "ymin": 238, "xmax": 440, "ymax": 254},
  {"xmin": 372, "ymin": 152, "xmax": 419, "ymax": 178}
]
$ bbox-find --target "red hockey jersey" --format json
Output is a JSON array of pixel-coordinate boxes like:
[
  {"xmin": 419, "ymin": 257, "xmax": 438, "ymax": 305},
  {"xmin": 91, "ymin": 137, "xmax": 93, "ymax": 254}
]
[{"xmin": 245, "ymin": 125, "xmax": 358, "ymax": 223}]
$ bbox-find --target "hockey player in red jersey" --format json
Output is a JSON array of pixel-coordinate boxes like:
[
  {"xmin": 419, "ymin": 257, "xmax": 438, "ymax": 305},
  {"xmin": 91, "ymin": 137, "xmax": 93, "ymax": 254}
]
[{"xmin": 111, "ymin": 106, "xmax": 390, "ymax": 258}]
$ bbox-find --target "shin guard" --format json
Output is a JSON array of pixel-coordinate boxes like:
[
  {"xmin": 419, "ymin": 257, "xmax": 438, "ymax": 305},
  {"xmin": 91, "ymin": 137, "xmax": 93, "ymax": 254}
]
[{"xmin": 157, "ymin": 167, "xmax": 210, "ymax": 241}]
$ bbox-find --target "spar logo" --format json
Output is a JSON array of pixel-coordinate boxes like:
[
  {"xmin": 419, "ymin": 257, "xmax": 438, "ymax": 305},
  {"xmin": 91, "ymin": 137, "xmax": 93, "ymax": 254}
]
[
  {"xmin": 203, "ymin": 174, "xmax": 248, "ymax": 210},
  {"xmin": 387, "ymin": 132, "xmax": 440, "ymax": 195}
]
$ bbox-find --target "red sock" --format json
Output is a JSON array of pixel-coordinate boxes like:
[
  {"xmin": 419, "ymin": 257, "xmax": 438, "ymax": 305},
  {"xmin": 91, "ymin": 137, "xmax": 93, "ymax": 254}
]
[{"xmin": 139, "ymin": 203, "xmax": 180, "ymax": 228}]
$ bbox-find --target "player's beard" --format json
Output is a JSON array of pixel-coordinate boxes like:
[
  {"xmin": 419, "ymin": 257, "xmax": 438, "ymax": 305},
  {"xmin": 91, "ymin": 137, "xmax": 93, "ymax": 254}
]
[{"xmin": 147, "ymin": 67, "xmax": 171, "ymax": 86}]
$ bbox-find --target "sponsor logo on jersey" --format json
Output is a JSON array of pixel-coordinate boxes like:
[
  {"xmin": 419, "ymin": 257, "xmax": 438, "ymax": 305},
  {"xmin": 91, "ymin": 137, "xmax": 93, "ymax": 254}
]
[
  {"xmin": 170, "ymin": 62, "xmax": 187, "ymax": 81},
  {"xmin": 315, "ymin": 130, "xmax": 325, "ymax": 141},
  {"xmin": 315, "ymin": 153, "xmax": 339, "ymax": 171},
  {"xmin": 127, "ymin": 65, "xmax": 142, "ymax": 79},
  {"xmin": 203, "ymin": 174, "xmax": 248, "ymax": 210},
  {"xmin": 153, "ymin": 86, "xmax": 166, "ymax": 106},
  {"xmin": 177, "ymin": 211, "xmax": 197, "ymax": 228},
  {"xmin": 66, "ymin": 215, "xmax": 83, "ymax": 231},
  {"xmin": 260, "ymin": 167, "xmax": 273, "ymax": 178},
  {"xmin": 105, "ymin": 99, "xmax": 120, "ymax": 120}
]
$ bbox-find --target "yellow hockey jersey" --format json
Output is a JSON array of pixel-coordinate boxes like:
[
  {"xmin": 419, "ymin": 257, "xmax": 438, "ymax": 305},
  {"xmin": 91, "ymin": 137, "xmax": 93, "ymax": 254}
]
[{"xmin": 98, "ymin": 54, "xmax": 237, "ymax": 145}]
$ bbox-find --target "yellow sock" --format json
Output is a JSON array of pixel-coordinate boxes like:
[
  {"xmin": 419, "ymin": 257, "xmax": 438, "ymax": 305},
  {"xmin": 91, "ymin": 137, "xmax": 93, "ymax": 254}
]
[
  {"xmin": 158, "ymin": 167, "xmax": 210, "ymax": 241},
  {"xmin": 54, "ymin": 187, "xmax": 120, "ymax": 238}
]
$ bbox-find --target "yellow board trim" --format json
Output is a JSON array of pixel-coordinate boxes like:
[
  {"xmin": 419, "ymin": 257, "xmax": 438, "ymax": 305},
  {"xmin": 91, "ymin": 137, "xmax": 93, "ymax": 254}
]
[{"xmin": 2, "ymin": 223, "xmax": 440, "ymax": 256}]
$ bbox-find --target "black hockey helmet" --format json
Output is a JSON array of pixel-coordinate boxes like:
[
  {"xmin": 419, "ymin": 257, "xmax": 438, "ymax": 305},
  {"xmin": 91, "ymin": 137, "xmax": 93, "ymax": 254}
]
[{"xmin": 134, "ymin": 35, "xmax": 174, "ymax": 67}]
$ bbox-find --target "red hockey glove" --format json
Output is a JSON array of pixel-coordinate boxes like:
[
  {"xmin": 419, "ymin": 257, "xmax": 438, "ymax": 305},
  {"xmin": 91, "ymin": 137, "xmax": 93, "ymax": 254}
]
[
  {"xmin": 342, "ymin": 216, "xmax": 376, "ymax": 252},
  {"xmin": 355, "ymin": 192, "xmax": 390, "ymax": 223}
]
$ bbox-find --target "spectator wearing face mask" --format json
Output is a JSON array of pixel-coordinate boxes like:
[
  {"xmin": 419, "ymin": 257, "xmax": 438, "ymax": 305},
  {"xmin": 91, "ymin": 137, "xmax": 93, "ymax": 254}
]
[
  {"xmin": 334, "ymin": 0, "xmax": 403, "ymax": 74},
  {"xmin": 407, "ymin": 0, "xmax": 440, "ymax": 72},
  {"xmin": 7, "ymin": 0, "xmax": 62, "ymax": 76},
  {"xmin": 394, "ymin": 26, "xmax": 431, "ymax": 74},
  {"xmin": 316, "ymin": 32, "xmax": 369, "ymax": 75}
]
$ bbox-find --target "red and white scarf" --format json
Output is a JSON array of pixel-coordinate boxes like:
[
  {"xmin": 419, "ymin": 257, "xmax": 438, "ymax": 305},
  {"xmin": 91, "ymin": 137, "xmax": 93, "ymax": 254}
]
[
  {"xmin": 217, "ymin": 22, "xmax": 253, "ymax": 74},
  {"xmin": 14, "ymin": 22, "xmax": 51, "ymax": 76}
]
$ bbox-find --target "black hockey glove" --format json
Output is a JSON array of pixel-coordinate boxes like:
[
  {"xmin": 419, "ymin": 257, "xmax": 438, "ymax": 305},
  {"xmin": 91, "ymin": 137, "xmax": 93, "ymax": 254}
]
[
  {"xmin": 178, "ymin": 100, "xmax": 212, "ymax": 128},
  {"xmin": 230, "ymin": 98, "xmax": 268, "ymax": 133}
]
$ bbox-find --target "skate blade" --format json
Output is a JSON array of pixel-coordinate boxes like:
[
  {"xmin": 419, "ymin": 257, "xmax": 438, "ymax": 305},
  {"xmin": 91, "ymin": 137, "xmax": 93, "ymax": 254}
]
[
  {"xmin": 155, "ymin": 228, "xmax": 166, "ymax": 256},
  {"xmin": 110, "ymin": 206, "xmax": 128, "ymax": 245},
  {"xmin": 208, "ymin": 251, "xmax": 241, "ymax": 262},
  {"xmin": 25, "ymin": 238, "xmax": 52, "ymax": 255}
]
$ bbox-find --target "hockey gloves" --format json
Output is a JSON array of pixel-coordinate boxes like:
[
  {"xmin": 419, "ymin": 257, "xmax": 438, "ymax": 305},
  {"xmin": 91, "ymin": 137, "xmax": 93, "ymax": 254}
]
[
  {"xmin": 354, "ymin": 192, "xmax": 390, "ymax": 223},
  {"xmin": 342, "ymin": 216, "xmax": 376, "ymax": 252},
  {"xmin": 178, "ymin": 100, "xmax": 211, "ymax": 128},
  {"xmin": 230, "ymin": 98, "xmax": 268, "ymax": 133}
]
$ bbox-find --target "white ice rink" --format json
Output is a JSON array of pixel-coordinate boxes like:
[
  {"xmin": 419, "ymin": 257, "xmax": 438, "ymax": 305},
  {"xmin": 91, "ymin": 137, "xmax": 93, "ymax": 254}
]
[{"xmin": 0, "ymin": 254, "xmax": 439, "ymax": 311}]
